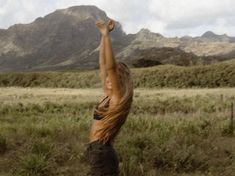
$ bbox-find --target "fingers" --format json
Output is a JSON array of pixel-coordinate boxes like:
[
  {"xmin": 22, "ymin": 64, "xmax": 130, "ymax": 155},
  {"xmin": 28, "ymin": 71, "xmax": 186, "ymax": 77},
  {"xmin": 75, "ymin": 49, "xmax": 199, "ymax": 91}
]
[
  {"xmin": 108, "ymin": 19, "xmax": 115, "ymax": 32},
  {"xmin": 96, "ymin": 20, "xmax": 105, "ymax": 28},
  {"xmin": 108, "ymin": 19, "xmax": 114, "ymax": 25},
  {"xmin": 96, "ymin": 20, "xmax": 105, "ymax": 25},
  {"xmin": 96, "ymin": 21, "xmax": 104, "ymax": 27},
  {"xmin": 96, "ymin": 19, "xmax": 115, "ymax": 31}
]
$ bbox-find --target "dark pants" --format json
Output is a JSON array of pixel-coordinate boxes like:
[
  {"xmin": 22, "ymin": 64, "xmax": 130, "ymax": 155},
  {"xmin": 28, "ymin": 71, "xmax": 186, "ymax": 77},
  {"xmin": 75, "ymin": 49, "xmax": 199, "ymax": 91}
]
[{"xmin": 86, "ymin": 140, "xmax": 119, "ymax": 176}]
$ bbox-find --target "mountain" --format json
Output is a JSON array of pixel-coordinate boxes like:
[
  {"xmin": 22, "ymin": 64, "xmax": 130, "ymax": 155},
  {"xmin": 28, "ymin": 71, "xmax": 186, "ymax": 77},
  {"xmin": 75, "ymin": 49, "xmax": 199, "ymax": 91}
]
[
  {"xmin": 0, "ymin": 5, "xmax": 235, "ymax": 72},
  {"xmin": 0, "ymin": 5, "xmax": 125, "ymax": 71},
  {"xmin": 200, "ymin": 31, "xmax": 230, "ymax": 42},
  {"xmin": 131, "ymin": 47, "xmax": 222, "ymax": 67},
  {"xmin": 116, "ymin": 29, "xmax": 235, "ymax": 63},
  {"xmin": 200, "ymin": 31, "xmax": 235, "ymax": 43}
]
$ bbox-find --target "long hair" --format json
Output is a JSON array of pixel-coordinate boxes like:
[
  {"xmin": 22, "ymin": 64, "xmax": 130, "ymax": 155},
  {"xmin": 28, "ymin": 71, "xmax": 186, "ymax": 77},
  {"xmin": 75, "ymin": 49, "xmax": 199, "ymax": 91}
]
[{"xmin": 94, "ymin": 62, "xmax": 133, "ymax": 144}]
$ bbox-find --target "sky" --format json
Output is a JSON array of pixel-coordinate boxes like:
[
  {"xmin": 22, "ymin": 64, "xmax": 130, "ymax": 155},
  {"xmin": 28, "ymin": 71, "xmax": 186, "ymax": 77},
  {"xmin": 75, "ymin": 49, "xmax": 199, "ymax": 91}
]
[{"xmin": 0, "ymin": 0, "xmax": 235, "ymax": 37}]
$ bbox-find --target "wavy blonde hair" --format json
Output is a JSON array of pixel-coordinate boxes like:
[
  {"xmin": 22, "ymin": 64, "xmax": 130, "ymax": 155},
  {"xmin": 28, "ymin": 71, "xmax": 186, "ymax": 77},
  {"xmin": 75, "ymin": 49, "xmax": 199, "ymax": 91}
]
[{"xmin": 95, "ymin": 62, "xmax": 133, "ymax": 144}]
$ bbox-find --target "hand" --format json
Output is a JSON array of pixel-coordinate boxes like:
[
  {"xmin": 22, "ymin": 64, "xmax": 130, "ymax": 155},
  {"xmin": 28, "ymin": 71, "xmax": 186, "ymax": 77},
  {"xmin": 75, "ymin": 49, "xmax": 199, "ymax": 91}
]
[
  {"xmin": 96, "ymin": 20, "xmax": 109, "ymax": 36},
  {"xmin": 107, "ymin": 19, "xmax": 115, "ymax": 32},
  {"xmin": 96, "ymin": 19, "xmax": 115, "ymax": 35}
]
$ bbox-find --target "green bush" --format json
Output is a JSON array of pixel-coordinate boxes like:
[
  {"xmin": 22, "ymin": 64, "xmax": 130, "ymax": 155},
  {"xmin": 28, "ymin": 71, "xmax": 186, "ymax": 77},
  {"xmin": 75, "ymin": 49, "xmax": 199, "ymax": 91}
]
[{"xmin": 0, "ymin": 60, "xmax": 235, "ymax": 88}]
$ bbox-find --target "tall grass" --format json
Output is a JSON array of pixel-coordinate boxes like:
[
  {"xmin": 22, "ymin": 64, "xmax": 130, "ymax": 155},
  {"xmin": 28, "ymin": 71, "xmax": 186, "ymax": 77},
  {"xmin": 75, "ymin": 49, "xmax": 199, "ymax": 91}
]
[{"xmin": 0, "ymin": 88, "xmax": 235, "ymax": 175}]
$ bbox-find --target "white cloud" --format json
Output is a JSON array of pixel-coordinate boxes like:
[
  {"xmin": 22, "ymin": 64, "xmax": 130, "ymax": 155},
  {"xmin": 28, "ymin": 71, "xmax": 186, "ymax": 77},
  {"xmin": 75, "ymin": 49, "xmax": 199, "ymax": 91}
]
[{"xmin": 0, "ymin": 0, "xmax": 235, "ymax": 37}]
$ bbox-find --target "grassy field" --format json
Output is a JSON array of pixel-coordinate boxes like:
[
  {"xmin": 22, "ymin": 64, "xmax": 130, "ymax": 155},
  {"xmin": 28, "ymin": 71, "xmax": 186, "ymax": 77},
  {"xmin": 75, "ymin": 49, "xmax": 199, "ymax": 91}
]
[{"xmin": 0, "ymin": 87, "xmax": 235, "ymax": 176}]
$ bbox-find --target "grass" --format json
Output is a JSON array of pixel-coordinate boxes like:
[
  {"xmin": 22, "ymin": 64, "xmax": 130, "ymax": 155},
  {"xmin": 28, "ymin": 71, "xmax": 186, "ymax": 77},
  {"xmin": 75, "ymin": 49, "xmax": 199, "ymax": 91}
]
[
  {"xmin": 0, "ymin": 87, "xmax": 235, "ymax": 176},
  {"xmin": 0, "ymin": 59, "xmax": 235, "ymax": 88}
]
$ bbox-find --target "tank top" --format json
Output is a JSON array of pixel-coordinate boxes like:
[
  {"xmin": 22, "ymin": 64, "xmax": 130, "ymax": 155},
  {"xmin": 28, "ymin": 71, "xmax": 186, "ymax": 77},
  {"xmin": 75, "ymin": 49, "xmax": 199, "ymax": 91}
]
[{"xmin": 93, "ymin": 96, "xmax": 110, "ymax": 120}]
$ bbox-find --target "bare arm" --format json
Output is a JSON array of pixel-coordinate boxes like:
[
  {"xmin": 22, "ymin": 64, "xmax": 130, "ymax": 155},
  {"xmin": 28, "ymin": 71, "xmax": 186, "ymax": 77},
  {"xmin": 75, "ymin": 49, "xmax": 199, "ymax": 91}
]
[
  {"xmin": 99, "ymin": 36, "xmax": 107, "ymax": 91},
  {"xmin": 103, "ymin": 33, "xmax": 121, "ymax": 99},
  {"xmin": 96, "ymin": 20, "xmax": 121, "ymax": 100}
]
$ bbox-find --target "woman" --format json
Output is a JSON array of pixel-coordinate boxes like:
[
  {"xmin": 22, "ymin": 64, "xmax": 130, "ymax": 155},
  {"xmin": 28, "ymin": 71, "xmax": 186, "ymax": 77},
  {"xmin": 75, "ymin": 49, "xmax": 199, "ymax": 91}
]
[{"xmin": 86, "ymin": 19, "xmax": 133, "ymax": 176}]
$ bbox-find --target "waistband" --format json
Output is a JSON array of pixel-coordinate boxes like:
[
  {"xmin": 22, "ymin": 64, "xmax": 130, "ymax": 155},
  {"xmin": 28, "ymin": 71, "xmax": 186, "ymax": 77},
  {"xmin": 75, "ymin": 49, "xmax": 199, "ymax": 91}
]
[
  {"xmin": 86, "ymin": 139, "xmax": 112, "ymax": 151},
  {"xmin": 89, "ymin": 139, "xmax": 111, "ymax": 146}
]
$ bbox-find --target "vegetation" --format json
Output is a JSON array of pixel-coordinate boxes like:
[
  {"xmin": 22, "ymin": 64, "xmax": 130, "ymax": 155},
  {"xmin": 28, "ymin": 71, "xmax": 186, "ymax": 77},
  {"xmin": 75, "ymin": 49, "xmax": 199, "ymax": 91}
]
[
  {"xmin": 0, "ymin": 59, "xmax": 235, "ymax": 88},
  {"xmin": 0, "ymin": 58, "xmax": 235, "ymax": 175},
  {"xmin": 0, "ymin": 87, "xmax": 234, "ymax": 176}
]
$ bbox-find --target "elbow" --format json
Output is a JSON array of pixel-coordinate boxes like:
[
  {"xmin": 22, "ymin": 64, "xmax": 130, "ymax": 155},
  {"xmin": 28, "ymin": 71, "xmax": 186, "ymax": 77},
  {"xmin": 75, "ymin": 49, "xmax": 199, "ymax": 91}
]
[{"xmin": 106, "ymin": 62, "xmax": 117, "ymax": 71}]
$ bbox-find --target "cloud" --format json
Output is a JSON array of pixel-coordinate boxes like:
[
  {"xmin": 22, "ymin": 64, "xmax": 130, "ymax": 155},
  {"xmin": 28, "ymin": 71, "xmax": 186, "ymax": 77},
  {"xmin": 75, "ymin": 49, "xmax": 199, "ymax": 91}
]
[{"xmin": 0, "ymin": 0, "xmax": 235, "ymax": 37}]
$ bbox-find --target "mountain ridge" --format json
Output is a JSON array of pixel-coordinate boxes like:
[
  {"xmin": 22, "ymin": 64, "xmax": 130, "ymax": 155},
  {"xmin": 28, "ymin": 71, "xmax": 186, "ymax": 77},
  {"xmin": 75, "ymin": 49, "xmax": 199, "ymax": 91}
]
[{"xmin": 0, "ymin": 5, "xmax": 235, "ymax": 72}]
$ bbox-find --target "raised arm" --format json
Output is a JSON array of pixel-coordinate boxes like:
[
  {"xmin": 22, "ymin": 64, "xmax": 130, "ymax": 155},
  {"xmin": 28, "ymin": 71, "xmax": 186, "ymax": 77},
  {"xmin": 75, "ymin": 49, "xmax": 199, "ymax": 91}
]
[
  {"xmin": 99, "ymin": 36, "xmax": 107, "ymax": 91},
  {"xmin": 96, "ymin": 20, "xmax": 121, "ymax": 100},
  {"xmin": 103, "ymin": 33, "xmax": 121, "ymax": 98}
]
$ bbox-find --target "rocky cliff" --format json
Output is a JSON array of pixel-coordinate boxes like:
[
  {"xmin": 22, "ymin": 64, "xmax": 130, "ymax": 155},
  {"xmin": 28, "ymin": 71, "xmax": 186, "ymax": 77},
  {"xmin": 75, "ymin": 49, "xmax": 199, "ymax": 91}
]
[{"xmin": 0, "ymin": 5, "xmax": 235, "ymax": 71}]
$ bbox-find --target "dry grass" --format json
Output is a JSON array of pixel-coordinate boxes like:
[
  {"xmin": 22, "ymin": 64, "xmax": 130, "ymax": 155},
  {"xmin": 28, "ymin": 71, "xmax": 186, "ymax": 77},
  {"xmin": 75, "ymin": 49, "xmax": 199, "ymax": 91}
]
[
  {"xmin": 0, "ymin": 87, "xmax": 102, "ymax": 105},
  {"xmin": 0, "ymin": 87, "xmax": 235, "ymax": 176},
  {"xmin": 135, "ymin": 87, "xmax": 235, "ymax": 98},
  {"xmin": 1, "ymin": 87, "xmax": 235, "ymax": 104}
]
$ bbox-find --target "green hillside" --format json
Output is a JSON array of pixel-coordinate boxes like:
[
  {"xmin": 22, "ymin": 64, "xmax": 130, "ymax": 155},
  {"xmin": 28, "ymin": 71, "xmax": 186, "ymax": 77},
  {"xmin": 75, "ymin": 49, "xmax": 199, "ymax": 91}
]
[{"xmin": 0, "ymin": 59, "xmax": 235, "ymax": 88}]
